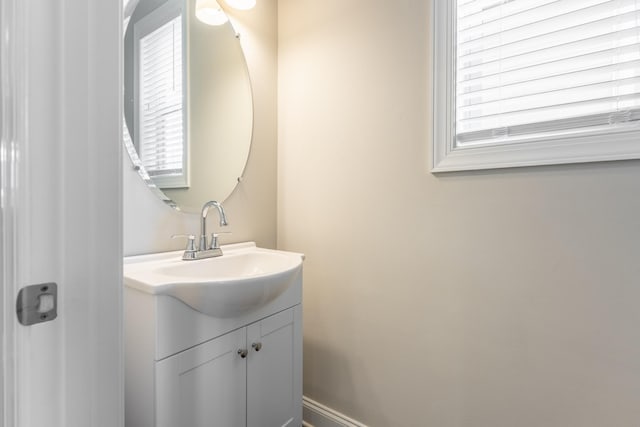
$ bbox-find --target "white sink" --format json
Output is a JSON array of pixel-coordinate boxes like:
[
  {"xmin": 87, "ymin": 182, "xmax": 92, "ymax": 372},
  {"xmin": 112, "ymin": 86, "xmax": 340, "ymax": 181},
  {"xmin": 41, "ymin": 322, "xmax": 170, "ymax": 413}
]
[{"xmin": 124, "ymin": 242, "xmax": 303, "ymax": 318}]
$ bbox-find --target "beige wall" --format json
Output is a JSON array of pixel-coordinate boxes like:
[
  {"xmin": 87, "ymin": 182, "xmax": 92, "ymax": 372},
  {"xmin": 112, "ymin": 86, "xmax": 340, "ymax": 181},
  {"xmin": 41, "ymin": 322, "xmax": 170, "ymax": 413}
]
[
  {"xmin": 124, "ymin": 0, "xmax": 278, "ymax": 255},
  {"xmin": 277, "ymin": 1, "xmax": 640, "ymax": 426}
]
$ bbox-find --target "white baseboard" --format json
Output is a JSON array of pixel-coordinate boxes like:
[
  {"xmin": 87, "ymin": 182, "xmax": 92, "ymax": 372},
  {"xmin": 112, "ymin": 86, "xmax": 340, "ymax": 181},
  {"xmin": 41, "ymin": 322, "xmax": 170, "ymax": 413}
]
[{"xmin": 302, "ymin": 396, "xmax": 368, "ymax": 427}]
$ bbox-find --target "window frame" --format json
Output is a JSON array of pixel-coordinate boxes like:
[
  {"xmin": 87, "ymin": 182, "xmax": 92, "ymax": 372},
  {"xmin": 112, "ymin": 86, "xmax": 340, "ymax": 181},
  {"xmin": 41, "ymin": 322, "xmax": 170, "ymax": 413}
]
[{"xmin": 431, "ymin": 0, "xmax": 640, "ymax": 172}]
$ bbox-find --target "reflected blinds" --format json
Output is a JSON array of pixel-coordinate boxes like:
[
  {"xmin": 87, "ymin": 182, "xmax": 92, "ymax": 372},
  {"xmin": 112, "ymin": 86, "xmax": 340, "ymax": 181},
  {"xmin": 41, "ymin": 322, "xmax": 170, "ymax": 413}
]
[
  {"xmin": 456, "ymin": 0, "xmax": 640, "ymax": 145},
  {"xmin": 139, "ymin": 15, "xmax": 184, "ymax": 177}
]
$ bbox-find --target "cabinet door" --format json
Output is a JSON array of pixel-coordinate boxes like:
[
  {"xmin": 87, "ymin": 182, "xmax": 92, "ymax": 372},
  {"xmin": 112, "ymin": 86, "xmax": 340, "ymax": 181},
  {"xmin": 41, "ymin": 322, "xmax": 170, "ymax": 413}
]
[
  {"xmin": 247, "ymin": 306, "xmax": 302, "ymax": 427},
  {"xmin": 156, "ymin": 327, "xmax": 247, "ymax": 427}
]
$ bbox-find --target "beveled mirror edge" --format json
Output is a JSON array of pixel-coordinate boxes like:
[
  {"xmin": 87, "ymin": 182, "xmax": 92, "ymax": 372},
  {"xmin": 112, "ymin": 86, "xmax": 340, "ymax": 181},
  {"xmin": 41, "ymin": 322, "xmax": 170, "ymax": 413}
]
[{"xmin": 124, "ymin": 130, "xmax": 179, "ymax": 209}]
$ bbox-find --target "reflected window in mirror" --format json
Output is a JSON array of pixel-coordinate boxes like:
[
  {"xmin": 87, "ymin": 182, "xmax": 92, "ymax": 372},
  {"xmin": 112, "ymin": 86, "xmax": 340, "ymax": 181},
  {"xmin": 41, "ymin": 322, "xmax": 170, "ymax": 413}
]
[{"xmin": 133, "ymin": 1, "xmax": 189, "ymax": 189}]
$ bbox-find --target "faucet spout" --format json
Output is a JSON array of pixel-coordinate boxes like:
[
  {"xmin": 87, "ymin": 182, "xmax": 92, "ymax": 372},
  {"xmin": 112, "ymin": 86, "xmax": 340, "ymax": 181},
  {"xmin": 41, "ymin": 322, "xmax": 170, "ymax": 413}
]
[{"xmin": 200, "ymin": 201, "xmax": 228, "ymax": 250}]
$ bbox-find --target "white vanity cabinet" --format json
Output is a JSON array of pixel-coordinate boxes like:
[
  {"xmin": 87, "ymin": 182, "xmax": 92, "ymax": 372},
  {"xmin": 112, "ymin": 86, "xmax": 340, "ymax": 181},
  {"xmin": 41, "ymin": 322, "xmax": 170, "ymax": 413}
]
[
  {"xmin": 124, "ymin": 245, "xmax": 303, "ymax": 427},
  {"xmin": 155, "ymin": 307, "xmax": 302, "ymax": 427}
]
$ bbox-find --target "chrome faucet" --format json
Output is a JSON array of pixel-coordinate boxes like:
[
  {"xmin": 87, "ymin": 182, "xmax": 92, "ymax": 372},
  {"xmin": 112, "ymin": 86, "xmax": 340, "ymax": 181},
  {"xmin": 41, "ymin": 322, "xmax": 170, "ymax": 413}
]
[
  {"xmin": 172, "ymin": 200, "xmax": 229, "ymax": 261},
  {"xmin": 200, "ymin": 200, "xmax": 228, "ymax": 251}
]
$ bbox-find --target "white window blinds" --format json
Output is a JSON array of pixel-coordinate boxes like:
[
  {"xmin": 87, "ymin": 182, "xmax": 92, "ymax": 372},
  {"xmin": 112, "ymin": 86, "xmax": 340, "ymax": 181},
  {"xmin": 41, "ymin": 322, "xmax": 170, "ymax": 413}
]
[
  {"xmin": 138, "ymin": 14, "xmax": 186, "ymax": 184},
  {"xmin": 456, "ymin": 0, "xmax": 640, "ymax": 146}
]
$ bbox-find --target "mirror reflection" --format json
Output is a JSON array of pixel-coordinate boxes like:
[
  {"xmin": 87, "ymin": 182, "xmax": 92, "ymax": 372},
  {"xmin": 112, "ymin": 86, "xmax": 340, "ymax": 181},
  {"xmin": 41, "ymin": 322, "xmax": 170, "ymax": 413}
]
[{"xmin": 124, "ymin": 0, "xmax": 253, "ymax": 212}]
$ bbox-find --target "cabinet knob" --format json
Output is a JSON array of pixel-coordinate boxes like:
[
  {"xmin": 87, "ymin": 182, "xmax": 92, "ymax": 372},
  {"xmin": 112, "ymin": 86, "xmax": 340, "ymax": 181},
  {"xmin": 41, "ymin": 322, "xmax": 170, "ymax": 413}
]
[
  {"xmin": 252, "ymin": 342, "xmax": 262, "ymax": 352},
  {"xmin": 237, "ymin": 349, "xmax": 248, "ymax": 358}
]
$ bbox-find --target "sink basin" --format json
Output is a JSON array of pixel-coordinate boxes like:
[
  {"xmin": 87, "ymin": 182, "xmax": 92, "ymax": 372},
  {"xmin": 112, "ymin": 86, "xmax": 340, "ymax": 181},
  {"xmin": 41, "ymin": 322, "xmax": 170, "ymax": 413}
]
[{"xmin": 124, "ymin": 242, "xmax": 303, "ymax": 318}]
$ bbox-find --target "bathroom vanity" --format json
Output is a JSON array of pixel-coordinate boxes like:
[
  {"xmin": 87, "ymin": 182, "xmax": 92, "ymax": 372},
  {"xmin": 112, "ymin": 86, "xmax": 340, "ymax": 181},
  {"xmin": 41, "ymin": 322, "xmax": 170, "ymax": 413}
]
[{"xmin": 124, "ymin": 243, "xmax": 303, "ymax": 427}]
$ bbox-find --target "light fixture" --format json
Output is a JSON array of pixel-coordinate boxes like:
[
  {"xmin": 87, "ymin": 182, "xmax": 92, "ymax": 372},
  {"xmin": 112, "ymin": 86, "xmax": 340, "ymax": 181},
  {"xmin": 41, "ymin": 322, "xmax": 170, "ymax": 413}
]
[
  {"xmin": 223, "ymin": 0, "xmax": 256, "ymax": 10},
  {"xmin": 196, "ymin": 0, "xmax": 229, "ymax": 26}
]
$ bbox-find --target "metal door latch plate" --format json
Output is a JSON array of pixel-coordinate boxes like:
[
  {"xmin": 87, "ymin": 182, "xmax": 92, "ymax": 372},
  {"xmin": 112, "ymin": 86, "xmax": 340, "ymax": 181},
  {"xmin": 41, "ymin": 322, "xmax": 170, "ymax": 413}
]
[{"xmin": 16, "ymin": 282, "xmax": 58, "ymax": 326}]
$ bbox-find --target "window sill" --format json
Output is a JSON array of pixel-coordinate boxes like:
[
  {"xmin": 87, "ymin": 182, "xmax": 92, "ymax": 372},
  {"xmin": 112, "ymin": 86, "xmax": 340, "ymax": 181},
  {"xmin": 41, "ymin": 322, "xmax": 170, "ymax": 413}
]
[{"xmin": 431, "ymin": 128, "xmax": 640, "ymax": 172}]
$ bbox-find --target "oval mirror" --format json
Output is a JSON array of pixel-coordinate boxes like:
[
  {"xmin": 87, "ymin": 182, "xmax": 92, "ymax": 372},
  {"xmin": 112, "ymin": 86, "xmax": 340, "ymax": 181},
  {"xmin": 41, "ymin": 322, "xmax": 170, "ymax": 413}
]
[{"xmin": 123, "ymin": 0, "xmax": 253, "ymax": 213}]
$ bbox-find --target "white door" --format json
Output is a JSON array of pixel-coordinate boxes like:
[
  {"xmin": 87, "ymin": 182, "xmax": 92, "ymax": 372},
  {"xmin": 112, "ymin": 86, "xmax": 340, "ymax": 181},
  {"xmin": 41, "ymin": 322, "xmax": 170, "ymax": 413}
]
[
  {"xmin": 1, "ymin": 0, "xmax": 123, "ymax": 426},
  {"xmin": 247, "ymin": 307, "xmax": 302, "ymax": 427},
  {"xmin": 156, "ymin": 328, "xmax": 248, "ymax": 427}
]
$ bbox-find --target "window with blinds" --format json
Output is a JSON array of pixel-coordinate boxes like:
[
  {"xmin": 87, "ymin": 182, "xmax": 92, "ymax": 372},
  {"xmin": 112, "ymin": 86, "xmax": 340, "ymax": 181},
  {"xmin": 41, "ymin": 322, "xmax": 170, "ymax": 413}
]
[
  {"xmin": 134, "ymin": 4, "xmax": 188, "ymax": 188},
  {"xmin": 432, "ymin": 0, "xmax": 640, "ymax": 171}
]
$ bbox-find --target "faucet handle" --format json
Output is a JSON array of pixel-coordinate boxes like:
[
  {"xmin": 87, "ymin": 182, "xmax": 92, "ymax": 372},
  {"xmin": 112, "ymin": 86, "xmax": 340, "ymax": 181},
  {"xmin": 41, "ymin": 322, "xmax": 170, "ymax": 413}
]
[
  {"xmin": 209, "ymin": 232, "xmax": 231, "ymax": 250},
  {"xmin": 171, "ymin": 234, "xmax": 197, "ymax": 252}
]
